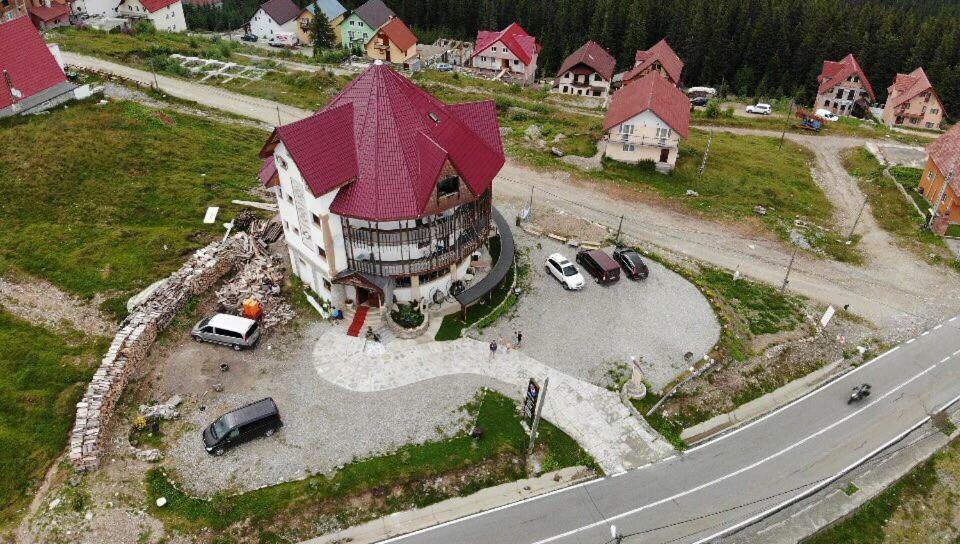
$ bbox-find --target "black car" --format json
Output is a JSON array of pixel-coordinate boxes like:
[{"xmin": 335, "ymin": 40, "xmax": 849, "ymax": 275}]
[
  {"xmin": 690, "ymin": 96, "xmax": 709, "ymax": 107},
  {"xmin": 240, "ymin": 33, "xmax": 258, "ymax": 43},
  {"xmin": 613, "ymin": 247, "xmax": 649, "ymax": 280},
  {"xmin": 202, "ymin": 397, "xmax": 282, "ymax": 456}
]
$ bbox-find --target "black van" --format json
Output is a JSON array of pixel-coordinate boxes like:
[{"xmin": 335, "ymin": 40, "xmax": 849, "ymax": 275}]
[
  {"xmin": 202, "ymin": 397, "xmax": 282, "ymax": 456},
  {"xmin": 576, "ymin": 249, "xmax": 621, "ymax": 285}
]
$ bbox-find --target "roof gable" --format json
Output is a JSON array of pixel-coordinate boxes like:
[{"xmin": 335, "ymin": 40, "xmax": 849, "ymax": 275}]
[
  {"xmin": 626, "ymin": 39, "xmax": 683, "ymax": 85},
  {"xmin": 929, "ymin": 124, "xmax": 960, "ymax": 192},
  {"xmin": 138, "ymin": 0, "xmax": 179, "ymax": 12},
  {"xmin": 886, "ymin": 67, "xmax": 940, "ymax": 111},
  {"xmin": 275, "ymin": 103, "xmax": 359, "ymax": 196},
  {"xmin": 260, "ymin": 0, "xmax": 300, "ymax": 25},
  {"xmin": 557, "ymin": 41, "xmax": 616, "ymax": 81},
  {"xmin": 603, "ymin": 72, "xmax": 690, "ymax": 138},
  {"xmin": 375, "ymin": 17, "xmax": 417, "ymax": 51},
  {"xmin": 303, "ymin": 0, "xmax": 346, "ymax": 20},
  {"xmin": 816, "ymin": 53, "xmax": 875, "ymax": 101},
  {"xmin": 353, "ymin": 0, "xmax": 394, "ymax": 29},
  {"xmin": 0, "ymin": 16, "xmax": 67, "ymax": 111},
  {"xmin": 28, "ymin": 4, "xmax": 70, "ymax": 21},
  {"xmin": 472, "ymin": 23, "xmax": 540, "ymax": 66}
]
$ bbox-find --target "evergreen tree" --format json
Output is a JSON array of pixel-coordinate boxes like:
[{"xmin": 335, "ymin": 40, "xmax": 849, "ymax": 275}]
[{"xmin": 311, "ymin": 6, "xmax": 337, "ymax": 53}]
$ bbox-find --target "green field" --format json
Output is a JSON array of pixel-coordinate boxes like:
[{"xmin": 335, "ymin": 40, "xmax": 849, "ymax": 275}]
[
  {"xmin": 0, "ymin": 99, "xmax": 266, "ymax": 319},
  {"xmin": 0, "ymin": 308, "xmax": 106, "ymax": 530}
]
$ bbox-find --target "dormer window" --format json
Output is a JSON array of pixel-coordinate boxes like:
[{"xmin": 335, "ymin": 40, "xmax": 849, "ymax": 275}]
[
  {"xmin": 277, "ymin": 156, "xmax": 288, "ymax": 170},
  {"xmin": 438, "ymin": 175, "xmax": 460, "ymax": 198},
  {"xmin": 428, "ymin": 112, "xmax": 440, "ymax": 124}
]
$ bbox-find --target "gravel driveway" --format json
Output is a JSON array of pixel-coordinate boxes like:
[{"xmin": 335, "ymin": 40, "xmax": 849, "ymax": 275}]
[{"xmin": 481, "ymin": 232, "xmax": 720, "ymax": 390}]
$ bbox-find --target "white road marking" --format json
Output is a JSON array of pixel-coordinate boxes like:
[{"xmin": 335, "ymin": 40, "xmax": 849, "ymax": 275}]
[
  {"xmin": 943, "ymin": 357, "xmax": 952, "ymax": 364},
  {"xmin": 935, "ymin": 325, "xmax": 943, "ymax": 331},
  {"xmin": 610, "ymin": 471, "xmax": 628, "ymax": 478},
  {"xmin": 953, "ymin": 349, "xmax": 960, "ymax": 357},
  {"xmin": 789, "ymin": 502, "xmax": 817, "ymax": 519},
  {"xmin": 907, "ymin": 338, "xmax": 916, "ymax": 344},
  {"xmin": 922, "ymin": 331, "xmax": 930, "ymax": 337},
  {"xmin": 952, "ymin": 316, "xmax": 958, "ymax": 322}
]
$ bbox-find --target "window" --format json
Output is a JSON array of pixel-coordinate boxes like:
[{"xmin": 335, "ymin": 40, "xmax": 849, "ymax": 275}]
[
  {"xmin": 293, "ymin": 227, "xmax": 300, "ymax": 237},
  {"xmin": 437, "ymin": 175, "xmax": 460, "ymax": 197},
  {"xmin": 322, "ymin": 279, "xmax": 331, "ymax": 291},
  {"xmin": 619, "ymin": 124, "xmax": 634, "ymax": 135},
  {"xmin": 929, "ymin": 171, "xmax": 935, "ymax": 181},
  {"xmin": 317, "ymin": 244, "xmax": 326, "ymax": 258},
  {"xmin": 656, "ymin": 127, "xmax": 672, "ymax": 139},
  {"xmin": 932, "ymin": 108, "xmax": 939, "ymax": 114},
  {"xmin": 623, "ymin": 143, "xmax": 636, "ymax": 152},
  {"xmin": 277, "ymin": 156, "xmax": 288, "ymax": 169},
  {"xmin": 395, "ymin": 276, "xmax": 412, "ymax": 288},
  {"xmin": 927, "ymin": 122, "xmax": 934, "ymax": 128},
  {"xmin": 312, "ymin": 213, "xmax": 322, "ymax": 228},
  {"xmin": 491, "ymin": 46, "xmax": 497, "ymax": 52},
  {"xmin": 286, "ymin": 194, "xmax": 293, "ymax": 204},
  {"xmin": 283, "ymin": 220, "xmax": 289, "ymax": 231}
]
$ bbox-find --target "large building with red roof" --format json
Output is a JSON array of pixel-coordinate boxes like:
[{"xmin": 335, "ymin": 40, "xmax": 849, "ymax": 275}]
[
  {"xmin": 603, "ymin": 72, "xmax": 690, "ymax": 173},
  {"xmin": 0, "ymin": 15, "xmax": 81, "ymax": 118},
  {"xmin": 469, "ymin": 23, "xmax": 541, "ymax": 85},
  {"xmin": 116, "ymin": 0, "xmax": 186, "ymax": 31},
  {"xmin": 259, "ymin": 62, "xmax": 506, "ymax": 309},
  {"xmin": 814, "ymin": 53, "xmax": 875, "ymax": 118},
  {"xmin": 919, "ymin": 124, "xmax": 960, "ymax": 234},
  {"xmin": 881, "ymin": 67, "xmax": 945, "ymax": 130},
  {"xmin": 617, "ymin": 39, "xmax": 684, "ymax": 89},
  {"xmin": 554, "ymin": 41, "xmax": 616, "ymax": 101}
]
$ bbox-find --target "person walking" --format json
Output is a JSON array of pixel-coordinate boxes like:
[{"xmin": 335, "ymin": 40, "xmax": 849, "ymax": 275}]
[
  {"xmin": 489, "ymin": 339, "xmax": 498, "ymax": 361},
  {"xmin": 516, "ymin": 330, "xmax": 523, "ymax": 348}
]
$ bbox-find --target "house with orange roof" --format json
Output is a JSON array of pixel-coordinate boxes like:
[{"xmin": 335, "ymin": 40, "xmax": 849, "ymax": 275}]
[
  {"xmin": 469, "ymin": 23, "xmax": 541, "ymax": 85},
  {"xmin": 919, "ymin": 124, "xmax": 960, "ymax": 234},
  {"xmin": 616, "ymin": 39, "xmax": 684, "ymax": 89},
  {"xmin": 554, "ymin": 41, "xmax": 616, "ymax": 101},
  {"xmin": 603, "ymin": 72, "xmax": 690, "ymax": 173},
  {"xmin": 881, "ymin": 68, "xmax": 945, "ymax": 131},
  {"xmin": 365, "ymin": 16, "xmax": 417, "ymax": 64},
  {"xmin": 814, "ymin": 53, "xmax": 875, "ymax": 118}
]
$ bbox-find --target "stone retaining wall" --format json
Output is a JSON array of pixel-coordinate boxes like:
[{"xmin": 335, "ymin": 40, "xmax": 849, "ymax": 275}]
[{"xmin": 69, "ymin": 237, "xmax": 244, "ymax": 471}]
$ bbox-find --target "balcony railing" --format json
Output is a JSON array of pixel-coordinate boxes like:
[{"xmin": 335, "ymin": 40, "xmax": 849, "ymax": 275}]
[{"xmin": 615, "ymin": 133, "xmax": 671, "ymax": 148}]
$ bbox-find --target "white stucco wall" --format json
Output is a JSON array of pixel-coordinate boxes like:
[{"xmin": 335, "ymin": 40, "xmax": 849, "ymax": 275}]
[
  {"xmin": 249, "ymin": 8, "xmax": 298, "ymax": 41},
  {"xmin": 604, "ymin": 110, "xmax": 682, "ymax": 168},
  {"xmin": 554, "ymin": 70, "xmax": 610, "ymax": 98},
  {"xmin": 471, "ymin": 40, "xmax": 537, "ymax": 82},
  {"xmin": 72, "ymin": 0, "xmax": 117, "ymax": 17}
]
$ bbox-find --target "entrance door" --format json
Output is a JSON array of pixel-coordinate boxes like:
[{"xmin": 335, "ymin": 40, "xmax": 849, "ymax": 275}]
[
  {"xmin": 356, "ymin": 288, "xmax": 369, "ymax": 306},
  {"xmin": 659, "ymin": 148, "xmax": 670, "ymax": 163}
]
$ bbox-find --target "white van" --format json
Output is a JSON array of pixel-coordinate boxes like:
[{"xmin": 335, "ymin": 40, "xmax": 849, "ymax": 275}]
[
  {"xmin": 191, "ymin": 314, "xmax": 261, "ymax": 351},
  {"xmin": 269, "ymin": 32, "xmax": 297, "ymax": 48}
]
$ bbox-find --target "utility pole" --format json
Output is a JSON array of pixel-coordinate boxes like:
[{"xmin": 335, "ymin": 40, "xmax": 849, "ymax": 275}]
[
  {"xmin": 149, "ymin": 58, "xmax": 159, "ymax": 90},
  {"xmin": 928, "ymin": 165, "xmax": 957, "ymax": 230},
  {"xmin": 276, "ymin": 105, "xmax": 282, "ymax": 127},
  {"xmin": 615, "ymin": 215, "xmax": 624, "ymax": 243},
  {"xmin": 848, "ymin": 197, "xmax": 868, "ymax": 239},
  {"xmin": 698, "ymin": 128, "xmax": 713, "ymax": 179},
  {"xmin": 527, "ymin": 377, "xmax": 549, "ymax": 456},
  {"xmin": 779, "ymin": 99, "xmax": 794, "ymax": 150},
  {"xmin": 781, "ymin": 247, "xmax": 799, "ymax": 293}
]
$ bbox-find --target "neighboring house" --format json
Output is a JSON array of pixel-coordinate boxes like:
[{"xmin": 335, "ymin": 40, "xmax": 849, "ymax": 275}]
[
  {"xmin": 28, "ymin": 3, "xmax": 70, "ymax": 29},
  {"xmin": 882, "ymin": 67, "xmax": 945, "ymax": 130},
  {"xmin": 296, "ymin": 0, "xmax": 346, "ymax": 47},
  {"xmin": 259, "ymin": 62, "xmax": 505, "ymax": 312},
  {"xmin": 602, "ymin": 72, "xmax": 690, "ymax": 173},
  {"xmin": 814, "ymin": 53, "xmax": 875, "ymax": 118},
  {"xmin": 1, "ymin": 0, "xmax": 28, "ymax": 21},
  {"xmin": 919, "ymin": 124, "xmax": 960, "ymax": 234},
  {"xmin": 469, "ymin": 23, "xmax": 540, "ymax": 85},
  {"xmin": 339, "ymin": 0, "xmax": 393, "ymax": 50},
  {"xmin": 117, "ymin": 0, "xmax": 186, "ymax": 31},
  {"xmin": 617, "ymin": 39, "xmax": 684, "ymax": 88},
  {"xmin": 0, "ymin": 15, "xmax": 83, "ymax": 117},
  {"xmin": 554, "ymin": 41, "xmax": 616, "ymax": 100},
  {"xmin": 248, "ymin": 0, "xmax": 300, "ymax": 42},
  {"xmin": 365, "ymin": 16, "xmax": 416, "ymax": 64}
]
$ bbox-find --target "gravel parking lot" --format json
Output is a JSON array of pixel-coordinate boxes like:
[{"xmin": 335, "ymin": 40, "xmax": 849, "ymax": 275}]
[
  {"xmin": 156, "ymin": 321, "xmax": 494, "ymax": 495},
  {"xmin": 483, "ymin": 233, "xmax": 720, "ymax": 390}
]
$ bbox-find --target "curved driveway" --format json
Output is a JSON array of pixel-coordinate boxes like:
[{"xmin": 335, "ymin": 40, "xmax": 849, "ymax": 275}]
[{"xmin": 382, "ymin": 315, "xmax": 960, "ymax": 544}]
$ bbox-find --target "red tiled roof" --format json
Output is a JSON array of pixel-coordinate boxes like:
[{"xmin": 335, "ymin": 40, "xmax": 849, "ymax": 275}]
[
  {"xmin": 603, "ymin": 72, "xmax": 690, "ymax": 138},
  {"xmin": 258, "ymin": 156, "xmax": 278, "ymax": 186},
  {"xmin": 817, "ymin": 53, "xmax": 875, "ymax": 101},
  {"xmin": 259, "ymin": 0, "xmax": 300, "ymax": 25},
  {"xmin": 264, "ymin": 64, "xmax": 505, "ymax": 221},
  {"xmin": 470, "ymin": 23, "xmax": 540, "ymax": 66},
  {"xmin": 377, "ymin": 17, "xmax": 417, "ymax": 52},
  {"xmin": 0, "ymin": 16, "xmax": 67, "ymax": 111},
  {"xmin": 139, "ymin": 0, "xmax": 179, "ymax": 12},
  {"xmin": 886, "ymin": 67, "xmax": 940, "ymax": 112},
  {"xmin": 28, "ymin": 4, "xmax": 70, "ymax": 22},
  {"xmin": 625, "ymin": 39, "xmax": 683, "ymax": 85},
  {"xmin": 929, "ymin": 124, "xmax": 960, "ymax": 193},
  {"xmin": 557, "ymin": 41, "xmax": 616, "ymax": 82}
]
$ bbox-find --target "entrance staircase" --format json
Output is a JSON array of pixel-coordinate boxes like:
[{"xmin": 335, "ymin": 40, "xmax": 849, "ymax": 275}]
[{"xmin": 346, "ymin": 306, "xmax": 369, "ymax": 337}]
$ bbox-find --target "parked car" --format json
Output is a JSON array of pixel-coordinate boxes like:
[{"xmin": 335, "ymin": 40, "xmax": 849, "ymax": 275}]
[
  {"xmin": 435, "ymin": 62, "xmax": 454, "ymax": 72},
  {"xmin": 690, "ymin": 96, "xmax": 709, "ymax": 107},
  {"xmin": 745, "ymin": 103, "xmax": 772, "ymax": 115},
  {"xmin": 240, "ymin": 33, "xmax": 258, "ymax": 43},
  {"xmin": 815, "ymin": 108, "xmax": 840, "ymax": 121},
  {"xmin": 192, "ymin": 313, "xmax": 261, "ymax": 351},
  {"xmin": 268, "ymin": 32, "xmax": 297, "ymax": 48},
  {"xmin": 202, "ymin": 397, "xmax": 282, "ymax": 456},
  {"xmin": 544, "ymin": 253, "xmax": 585, "ymax": 290},
  {"xmin": 576, "ymin": 249, "xmax": 621, "ymax": 285},
  {"xmin": 613, "ymin": 247, "xmax": 650, "ymax": 280}
]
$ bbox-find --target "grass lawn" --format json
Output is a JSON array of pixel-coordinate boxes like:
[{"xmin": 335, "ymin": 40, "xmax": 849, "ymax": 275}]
[
  {"xmin": 146, "ymin": 391, "xmax": 596, "ymax": 541},
  {"xmin": 0, "ymin": 308, "xmax": 106, "ymax": 531},
  {"xmin": 0, "ymin": 99, "xmax": 266, "ymax": 319},
  {"xmin": 840, "ymin": 147, "xmax": 950, "ymax": 261}
]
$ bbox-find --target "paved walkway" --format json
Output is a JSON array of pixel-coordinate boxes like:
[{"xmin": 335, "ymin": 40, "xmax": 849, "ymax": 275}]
[{"xmin": 313, "ymin": 331, "xmax": 674, "ymax": 474}]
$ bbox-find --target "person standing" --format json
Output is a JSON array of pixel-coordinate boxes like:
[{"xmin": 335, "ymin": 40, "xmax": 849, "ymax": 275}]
[
  {"xmin": 489, "ymin": 339, "xmax": 498, "ymax": 361},
  {"xmin": 516, "ymin": 330, "xmax": 523, "ymax": 347}
]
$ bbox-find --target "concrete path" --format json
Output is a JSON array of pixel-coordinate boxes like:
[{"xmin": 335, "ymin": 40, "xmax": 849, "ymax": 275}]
[{"xmin": 313, "ymin": 331, "xmax": 674, "ymax": 474}]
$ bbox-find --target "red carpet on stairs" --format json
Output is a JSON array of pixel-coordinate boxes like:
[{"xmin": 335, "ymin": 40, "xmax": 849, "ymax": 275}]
[{"xmin": 346, "ymin": 306, "xmax": 369, "ymax": 337}]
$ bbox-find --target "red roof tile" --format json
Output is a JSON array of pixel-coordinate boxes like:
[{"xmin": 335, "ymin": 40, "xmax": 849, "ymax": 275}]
[
  {"xmin": 625, "ymin": 39, "xmax": 683, "ymax": 85},
  {"xmin": 886, "ymin": 67, "xmax": 940, "ymax": 112},
  {"xmin": 929, "ymin": 124, "xmax": 960, "ymax": 193},
  {"xmin": 28, "ymin": 4, "xmax": 70, "ymax": 22},
  {"xmin": 266, "ymin": 64, "xmax": 505, "ymax": 221},
  {"xmin": 139, "ymin": 0, "xmax": 180, "ymax": 12},
  {"xmin": 603, "ymin": 72, "xmax": 690, "ymax": 138},
  {"xmin": 377, "ymin": 17, "xmax": 417, "ymax": 52},
  {"xmin": 817, "ymin": 53, "xmax": 875, "ymax": 101},
  {"xmin": 557, "ymin": 41, "xmax": 616, "ymax": 81},
  {"xmin": 0, "ymin": 16, "xmax": 67, "ymax": 111},
  {"xmin": 471, "ymin": 23, "xmax": 540, "ymax": 66}
]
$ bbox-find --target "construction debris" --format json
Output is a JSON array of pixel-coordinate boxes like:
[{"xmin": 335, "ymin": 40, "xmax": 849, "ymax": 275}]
[
  {"xmin": 134, "ymin": 448, "xmax": 163, "ymax": 462},
  {"xmin": 215, "ymin": 228, "xmax": 293, "ymax": 330}
]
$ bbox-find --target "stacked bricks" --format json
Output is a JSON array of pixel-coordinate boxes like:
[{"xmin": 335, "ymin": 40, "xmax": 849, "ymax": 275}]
[{"xmin": 69, "ymin": 236, "xmax": 248, "ymax": 471}]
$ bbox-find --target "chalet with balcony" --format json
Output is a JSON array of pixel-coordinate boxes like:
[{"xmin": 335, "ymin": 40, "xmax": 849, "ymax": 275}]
[
  {"xmin": 919, "ymin": 124, "xmax": 960, "ymax": 235},
  {"xmin": 469, "ymin": 23, "xmax": 540, "ymax": 85},
  {"xmin": 882, "ymin": 67, "xmax": 945, "ymax": 131},
  {"xmin": 616, "ymin": 39, "xmax": 683, "ymax": 89},
  {"xmin": 117, "ymin": 0, "xmax": 186, "ymax": 32},
  {"xmin": 365, "ymin": 16, "xmax": 417, "ymax": 64},
  {"xmin": 248, "ymin": 0, "xmax": 300, "ymax": 42},
  {"xmin": 259, "ymin": 62, "xmax": 506, "ymax": 313},
  {"xmin": 338, "ymin": 0, "xmax": 393, "ymax": 50},
  {"xmin": 603, "ymin": 72, "xmax": 690, "ymax": 173},
  {"xmin": 814, "ymin": 53, "xmax": 875, "ymax": 118},
  {"xmin": 554, "ymin": 41, "xmax": 616, "ymax": 101},
  {"xmin": 296, "ymin": 0, "xmax": 347, "ymax": 47}
]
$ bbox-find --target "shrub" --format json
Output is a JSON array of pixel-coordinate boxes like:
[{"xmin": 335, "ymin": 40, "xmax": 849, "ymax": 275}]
[
  {"xmin": 704, "ymin": 99, "xmax": 721, "ymax": 119},
  {"xmin": 636, "ymin": 159, "xmax": 657, "ymax": 172},
  {"xmin": 133, "ymin": 20, "xmax": 156, "ymax": 34},
  {"xmin": 391, "ymin": 303, "xmax": 424, "ymax": 329}
]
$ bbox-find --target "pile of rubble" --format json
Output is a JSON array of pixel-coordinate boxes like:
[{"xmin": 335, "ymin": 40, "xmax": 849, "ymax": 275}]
[{"xmin": 215, "ymin": 227, "xmax": 294, "ymax": 330}]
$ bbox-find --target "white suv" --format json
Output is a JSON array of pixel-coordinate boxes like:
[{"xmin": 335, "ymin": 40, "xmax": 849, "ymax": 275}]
[
  {"xmin": 545, "ymin": 253, "xmax": 585, "ymax": 290},
  {"xmin": 745, "ymin": 103, "xmax": 772, "ymax": 115}
]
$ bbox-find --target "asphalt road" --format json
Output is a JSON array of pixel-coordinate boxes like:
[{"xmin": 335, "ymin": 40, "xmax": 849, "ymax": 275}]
[{"xmin": 382, "ymin": 316, "xmax": 960, "ymax": 544}]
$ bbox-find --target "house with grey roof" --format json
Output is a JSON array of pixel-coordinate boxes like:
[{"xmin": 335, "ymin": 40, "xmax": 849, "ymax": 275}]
[
  {"xmin": 338, "ymin": 0, "xmax": 394, "ymax": 49},
  {"xmin": 296, "ymin": 0, "xmax": 348, "ymax": 46}
]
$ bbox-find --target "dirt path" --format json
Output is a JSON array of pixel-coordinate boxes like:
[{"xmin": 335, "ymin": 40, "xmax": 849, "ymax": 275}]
[{"xmin": 0, "ymin": 275, "xmax": 113, "ymax": 336}]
